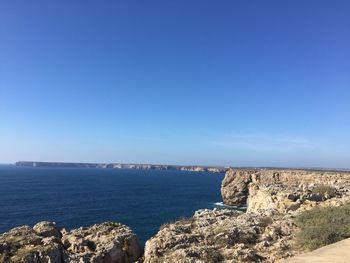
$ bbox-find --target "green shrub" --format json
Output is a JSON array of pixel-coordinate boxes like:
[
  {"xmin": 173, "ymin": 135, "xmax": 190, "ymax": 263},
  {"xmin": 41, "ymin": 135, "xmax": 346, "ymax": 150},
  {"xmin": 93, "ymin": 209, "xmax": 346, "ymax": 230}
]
[
  {"xmin": 294, "ymin": 203, "xmax": 350, "ymax": 251},
  {"xmin": 311, "ymin": 185, "xmax": 337, "ymax": 200}
]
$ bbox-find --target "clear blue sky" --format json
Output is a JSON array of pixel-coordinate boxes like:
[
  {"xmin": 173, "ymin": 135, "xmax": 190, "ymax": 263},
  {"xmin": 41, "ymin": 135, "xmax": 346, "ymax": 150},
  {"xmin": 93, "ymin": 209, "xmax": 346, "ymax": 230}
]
[{"xmin": 0, "ymin": 1, "xmax": 349, "ymax": 168}]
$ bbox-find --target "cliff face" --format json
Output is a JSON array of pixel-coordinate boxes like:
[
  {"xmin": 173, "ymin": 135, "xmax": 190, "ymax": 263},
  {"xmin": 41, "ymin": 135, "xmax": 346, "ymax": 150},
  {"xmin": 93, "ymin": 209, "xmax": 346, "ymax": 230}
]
[
  {"xmin": 221, "ymin": 169, "xmax": 350, "ymax": 212},
  {"xmin": 221, "ymin": 170, "xmax": 255, "ymax": 206},
  {"xmin": 0, "ymin": 221, "xmax": 142, "ymax": 263},
  {"xmin": 144, "ymin": 169, "xmax": 350, "ymax": 263}
]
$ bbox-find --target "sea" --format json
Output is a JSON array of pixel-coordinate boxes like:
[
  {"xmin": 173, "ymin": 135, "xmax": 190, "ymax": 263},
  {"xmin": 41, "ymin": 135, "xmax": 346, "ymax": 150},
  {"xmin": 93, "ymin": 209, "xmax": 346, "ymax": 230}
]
[{"xmin": 0, "ymin": 165, "xmax": 228, "ymax": 244}]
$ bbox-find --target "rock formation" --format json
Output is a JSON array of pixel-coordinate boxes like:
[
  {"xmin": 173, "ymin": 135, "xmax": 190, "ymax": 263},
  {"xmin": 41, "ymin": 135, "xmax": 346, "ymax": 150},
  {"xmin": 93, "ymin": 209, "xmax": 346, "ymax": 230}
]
[
  {"xmin": 221, "ymin": 169, "xmax": 350, "ymax": 211},
  {"xmin": 144, "ymin": 169, "xmax": 350, "ymax": 262},
  {"xmin": 62, "ymin": 222, "xmax": 141, "ymax": 263},
  {"xmin": 221, "ymin": 170, "xmax": 258, "ymax": 206},
  {"xmin": 144, "ymin": 208, "xmax": 299, "ymax": 263},
  {"xmin": 0, "ymin": 221, "xmax": 142, "ymax": 263}
]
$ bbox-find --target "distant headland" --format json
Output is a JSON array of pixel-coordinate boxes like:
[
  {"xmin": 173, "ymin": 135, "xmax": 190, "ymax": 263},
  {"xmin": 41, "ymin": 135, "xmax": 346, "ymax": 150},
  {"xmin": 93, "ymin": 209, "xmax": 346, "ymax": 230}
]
[
  {"xmin": 14, "ymin": 161, "xmax": 227, "ymax": 173},
  {"xmin": 14, "ymin": 161, "xmax": 350, "ymax": 174}
]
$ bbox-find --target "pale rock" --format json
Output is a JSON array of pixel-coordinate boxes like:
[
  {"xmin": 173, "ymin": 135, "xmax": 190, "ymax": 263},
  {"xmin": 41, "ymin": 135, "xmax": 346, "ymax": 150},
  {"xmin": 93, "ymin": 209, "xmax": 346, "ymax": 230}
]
[{"xmin": 0, "ymin": 222, "xmax": 141, "ymax": 263}]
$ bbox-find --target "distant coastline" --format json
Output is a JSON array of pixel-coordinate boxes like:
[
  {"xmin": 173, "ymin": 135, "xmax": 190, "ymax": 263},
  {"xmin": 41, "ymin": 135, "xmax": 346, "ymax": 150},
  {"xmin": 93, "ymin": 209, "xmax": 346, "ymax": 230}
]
[
  {"xmin": 14, "ymin": 161, "xmax": 350, "ymax": 174},
  {"xmin": 14, "ymin": 161, "xmax": 227, "ymax": 173}
]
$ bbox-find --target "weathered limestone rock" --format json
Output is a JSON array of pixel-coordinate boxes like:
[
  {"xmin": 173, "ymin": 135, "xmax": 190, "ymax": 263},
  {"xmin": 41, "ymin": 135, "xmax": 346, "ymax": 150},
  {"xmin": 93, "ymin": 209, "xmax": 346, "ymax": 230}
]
[
  {"xmin": 0, "ymin": 224, "xmax": 64, "ymax": 263},
  {"xmin": 62, "ymin": 222, "xmax": 142, "ymax": 263},
  {"xmin": 144, "ymin": 208, "xmax": 298, "ymax": 263},
  {"xmin": 221, "ymin": 169, "xmax": 256, "ymax": 206},
  {"xmin": 221, "ymin": 169, "xmax": 350, "ymax": 212},
  {"xmin": 0, "ymin": 222, "xmax": 142, "ymax": 263},
  {"xmin": 33, "ymin": 221, "xmax": 62, "ymax": 239},
  {"xmin": 145, "ymin": 169, "xmax": 350, "ymax": 263}
]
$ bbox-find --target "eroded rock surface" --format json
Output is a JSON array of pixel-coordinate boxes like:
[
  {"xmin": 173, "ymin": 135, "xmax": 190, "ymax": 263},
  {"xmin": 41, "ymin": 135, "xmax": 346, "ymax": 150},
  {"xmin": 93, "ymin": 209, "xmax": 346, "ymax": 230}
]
[
  {"xmin": 144, "ymin": 208, "xmax": 298, "ymax": 263},
  {"xmin": 0, "ymin": 224, "xmax": 64, "ymax": 263},
  {"xmin": 145, "ymin": 169, "xmax": 350, "ymax": 263},
  {"xmin": 62, "ymin": 222, "xmax": 141, "ymax": 263},
  {"xmin": 221, "ymin": 170, "xmax": 256, "ymax": 206},
  {"xmin": 221, "ymin": 169, "xmax": 350, "ymax": 211},
  {"xmin": 0, "ymin": 222, "xmax": 142, "ymax": 263},
  {"xmin": 247, "ymin": 183, "xmax": 349, "ymax": 213}
]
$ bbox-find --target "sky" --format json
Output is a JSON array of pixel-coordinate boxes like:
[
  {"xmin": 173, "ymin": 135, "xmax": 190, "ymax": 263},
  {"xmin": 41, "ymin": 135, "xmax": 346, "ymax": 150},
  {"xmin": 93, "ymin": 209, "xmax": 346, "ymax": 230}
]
[{"xmin": 0, "ymin": 1, "xmax": 349, "ymax": 168}]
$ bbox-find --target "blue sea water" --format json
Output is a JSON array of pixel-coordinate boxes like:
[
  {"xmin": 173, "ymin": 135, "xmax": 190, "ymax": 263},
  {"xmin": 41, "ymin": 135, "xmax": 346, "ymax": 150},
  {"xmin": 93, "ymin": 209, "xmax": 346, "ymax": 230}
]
[{"xmin": 0, "ymin": 165, "xmax": 224, "ymax": 244}]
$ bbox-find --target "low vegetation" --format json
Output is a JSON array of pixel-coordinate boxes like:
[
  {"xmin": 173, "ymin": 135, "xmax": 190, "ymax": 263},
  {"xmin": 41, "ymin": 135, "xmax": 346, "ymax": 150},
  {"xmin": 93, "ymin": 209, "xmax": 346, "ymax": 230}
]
[
  {"xmin": 311, "ymin": 185, "xmax": 337, "ymax": 200},
  {"xmin": 160, "ymin": 217, "xmax": 194, "ymax": 230},
  {"xmin": 294, "ymin": 203, "xmax": 350, "ymax": 251},
  {"xmin": 104, "ymin": 221, "xmax": 122, "ymax": 227}
]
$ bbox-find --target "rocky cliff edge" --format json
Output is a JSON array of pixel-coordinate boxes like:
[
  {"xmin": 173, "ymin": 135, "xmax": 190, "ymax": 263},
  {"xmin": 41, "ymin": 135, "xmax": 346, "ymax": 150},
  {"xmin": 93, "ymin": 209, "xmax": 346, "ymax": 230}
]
[
  {"xmin": 0, "ymin": 221, "xmax": 142, "ymax": 263},
  {"xmin": 144, "ymin": 169, "xmax": 350, "ymax": 262},
  {"xmin": 221, "ymin": 169, "xmax": 350, "ymax": 213}
]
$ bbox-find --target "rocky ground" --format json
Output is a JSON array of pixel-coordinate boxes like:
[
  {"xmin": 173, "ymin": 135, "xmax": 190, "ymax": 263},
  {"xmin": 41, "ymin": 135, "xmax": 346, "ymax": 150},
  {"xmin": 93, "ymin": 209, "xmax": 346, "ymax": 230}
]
[
  {"xmin": 0, "ymin": 221, "xmax": 142, "ymax": 263},
  {"xmin": 144, "ymin": 208, "xmax": 298, "ymax": 263}
]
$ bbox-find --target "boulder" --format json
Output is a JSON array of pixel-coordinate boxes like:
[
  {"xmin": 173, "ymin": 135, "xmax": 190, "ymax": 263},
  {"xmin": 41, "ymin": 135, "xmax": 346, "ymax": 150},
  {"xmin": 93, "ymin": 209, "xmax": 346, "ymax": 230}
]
[
  {"xmin": 33, "ymin": 221, "xmax": 62, "ymax": 239},
  {"xmin": 62, "ymin": 222, "xmax": 142, "ymax": 263}
]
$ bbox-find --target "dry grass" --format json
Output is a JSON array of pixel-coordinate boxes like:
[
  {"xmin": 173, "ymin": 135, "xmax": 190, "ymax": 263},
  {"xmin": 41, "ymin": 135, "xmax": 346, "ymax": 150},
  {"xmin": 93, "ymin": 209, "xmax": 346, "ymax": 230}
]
[{"xmin": 294, "ymin": 203, "xmax": 350, "ymax": 251}]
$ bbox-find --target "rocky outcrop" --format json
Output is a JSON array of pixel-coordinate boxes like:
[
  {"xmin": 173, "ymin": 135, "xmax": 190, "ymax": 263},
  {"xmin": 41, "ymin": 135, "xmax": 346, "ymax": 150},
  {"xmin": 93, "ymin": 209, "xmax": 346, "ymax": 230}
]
[
  {"xmin": 0, "ymin": 221, "xmax": 142, "ymax": 263},
  {"xmin": 0, "ymin": 223, "xmax": 64, "ymax": 263},
  {"xmin": 221, "ymin": 169, "xmax": 350, "ymax": 211},
  {"xmin": 144, "ymin": 208, "xmax": 298, "ymax": 263},
  {"xmin": 62, "ymin": 222, "xmax": 141, "ymax": 263},
  {"xmin": 144, "ymin": 169, "xmax": 350, "ymax": 263},
  {"xmin": 221, "ymin": 170, "xmax": 257, "ymax": 206},
  {"xmin": 33, "ymin": 221, "xmax": 62, "ymax": 239},
  {"xmin": 246, "ymin": 183, "xmax": 348, "ymax": 213}
]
